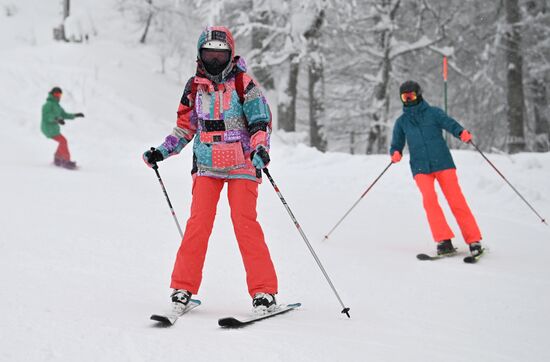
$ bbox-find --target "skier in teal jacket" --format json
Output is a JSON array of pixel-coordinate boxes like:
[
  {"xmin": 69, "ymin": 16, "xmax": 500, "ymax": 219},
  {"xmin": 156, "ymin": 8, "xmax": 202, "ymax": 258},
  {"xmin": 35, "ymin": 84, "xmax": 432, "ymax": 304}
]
[{"xmin": 390, "ymin": 80, "xmax": 483, "ymax": 258}]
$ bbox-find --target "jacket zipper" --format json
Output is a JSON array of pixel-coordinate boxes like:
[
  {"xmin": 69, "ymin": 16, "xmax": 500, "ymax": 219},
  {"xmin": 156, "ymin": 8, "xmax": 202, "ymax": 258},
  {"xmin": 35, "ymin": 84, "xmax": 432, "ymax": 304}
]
[
  {"xmin": 219, "ymin": 89, "xmax": 223, "ymax": 117},
  {"xmin": 214, "ymin": 84, "xmax": 223, "ymax": 118}
]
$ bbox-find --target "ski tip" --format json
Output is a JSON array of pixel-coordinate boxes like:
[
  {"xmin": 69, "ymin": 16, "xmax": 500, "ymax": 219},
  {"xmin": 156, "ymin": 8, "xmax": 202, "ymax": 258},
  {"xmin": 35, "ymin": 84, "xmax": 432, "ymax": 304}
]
[
  {"xmin": 463, "ymin": 254, "xmax": 481, "ymax": 263},
  {"xmin": 190, "ymin": 298, "xmax": 202, "ymax": 305},
  {"xmin": 417, "ymin": 250, "xmax": 458, "ymax": 261},
  {"xmin": 286, "ymin": 302, "xmax": 302, "ymax": 308},
  {"xmin": 218, "ymin": 317, "xmax": 242, "ymax": 328},
  {"xmin": 150, "ymin": 315, "xmax": 173, "ymax": 326},
  {"xmin": 464, "ymin": 249, "xmax": 486, "ymax": 264}
]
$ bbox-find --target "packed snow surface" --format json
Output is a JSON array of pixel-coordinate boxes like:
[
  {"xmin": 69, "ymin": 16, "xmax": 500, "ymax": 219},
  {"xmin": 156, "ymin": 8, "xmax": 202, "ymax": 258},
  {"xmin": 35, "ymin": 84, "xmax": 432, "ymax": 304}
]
[{"xmin": 1, "ymin": 1, "xmax": 550, "ymax": 361}]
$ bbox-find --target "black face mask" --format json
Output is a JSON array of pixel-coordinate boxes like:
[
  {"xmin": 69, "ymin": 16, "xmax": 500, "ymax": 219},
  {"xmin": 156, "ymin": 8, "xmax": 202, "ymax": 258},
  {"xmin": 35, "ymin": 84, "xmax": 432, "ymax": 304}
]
[{"xmin": 200, "ymin": 49, "xmax": 231, "ymax": 75}]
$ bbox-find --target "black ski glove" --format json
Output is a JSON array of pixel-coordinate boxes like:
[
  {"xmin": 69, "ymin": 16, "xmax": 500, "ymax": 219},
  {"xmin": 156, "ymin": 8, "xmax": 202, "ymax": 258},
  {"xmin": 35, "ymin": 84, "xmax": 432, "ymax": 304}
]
[
  {"xmin": 74, "ymin": 113, "xmax": 85, "ymax": 118},
  {"xmin": 143, "ymin": 148, "xmax": 164, "ymax": 167},
  {"xmin": 57, "ymin": 118, "xmax": 65, "ymax": 125},
  {"xmin": 250, "ymin": 145, "xmax": 270, "ymax": 169}
]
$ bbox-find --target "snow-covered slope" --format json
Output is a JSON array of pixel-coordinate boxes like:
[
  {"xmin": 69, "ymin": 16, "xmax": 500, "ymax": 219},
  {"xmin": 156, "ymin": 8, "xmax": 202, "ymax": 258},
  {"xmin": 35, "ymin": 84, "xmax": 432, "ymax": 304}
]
[{"xmin": 2, "ymin": 1, "xmax": 550, "ymax": 361}]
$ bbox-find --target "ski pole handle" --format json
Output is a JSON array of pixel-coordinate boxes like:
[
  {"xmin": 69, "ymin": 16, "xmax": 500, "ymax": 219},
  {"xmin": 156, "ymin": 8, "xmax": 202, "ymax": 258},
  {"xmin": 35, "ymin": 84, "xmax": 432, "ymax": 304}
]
[{"xmin": 150, "ymin": 147, "xmax": 159, "ymax": 170}]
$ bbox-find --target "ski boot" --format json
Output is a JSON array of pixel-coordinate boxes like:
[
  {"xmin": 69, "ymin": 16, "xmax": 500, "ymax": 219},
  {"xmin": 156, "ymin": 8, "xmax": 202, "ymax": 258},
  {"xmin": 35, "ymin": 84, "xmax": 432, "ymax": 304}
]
[
  {"xmin": 252, "ymin": 292, "xmax": 277, "ymax": 314},
  {"xmin": 170, "ymin": 289, "xmax": 192, "ymax": 314},
  {"xmin": 62, "ymin": 160, "xmax": 78, "ymax": 170},
  {"xmin": 54, "ymin": 157, "xmax": 77, "ymax": 170},
  {"xmin": 54, "ymin": 156, "xmax": 64, "ymax": 167},
  {"xmin": 469, "ymin": 242, "xmax": 484, "ymax": 257},
  {"xmin": 437, "ymin": 239, "xmax": 457, "ymax": 256}
]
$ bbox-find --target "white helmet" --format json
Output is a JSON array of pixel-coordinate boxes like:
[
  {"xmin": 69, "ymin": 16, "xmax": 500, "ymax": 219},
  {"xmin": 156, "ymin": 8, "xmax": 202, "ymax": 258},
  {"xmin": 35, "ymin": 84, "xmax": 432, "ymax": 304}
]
[{"xmin": 201, "ymin": 40, "xmax": 230, "ymax": 50}]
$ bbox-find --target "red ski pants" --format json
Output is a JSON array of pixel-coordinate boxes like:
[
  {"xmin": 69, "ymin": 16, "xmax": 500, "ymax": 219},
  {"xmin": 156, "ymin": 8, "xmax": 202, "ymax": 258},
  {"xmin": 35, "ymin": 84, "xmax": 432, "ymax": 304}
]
[
  {"xmin": 414, "ymin": 169, "xmax": 482, "ymax": 244},
  {"xmin": 170, "ymin": 176, "xmax": 278, "ymax": 297},
  {"xmin": 52, "ymin": 134, "xmax": 71, "ymax": 161}
]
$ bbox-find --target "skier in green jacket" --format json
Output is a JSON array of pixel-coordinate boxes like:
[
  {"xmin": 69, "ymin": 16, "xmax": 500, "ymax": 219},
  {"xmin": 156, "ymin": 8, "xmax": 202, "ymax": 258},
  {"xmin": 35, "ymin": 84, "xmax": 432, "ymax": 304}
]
[{"xmin": 41, "ymin": 87, "xmax": 84, "ymax": 169}]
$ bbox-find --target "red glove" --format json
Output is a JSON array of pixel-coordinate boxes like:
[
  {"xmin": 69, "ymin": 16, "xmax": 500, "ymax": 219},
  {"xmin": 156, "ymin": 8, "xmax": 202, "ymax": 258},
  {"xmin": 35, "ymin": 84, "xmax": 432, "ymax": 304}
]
[
  {"xmin": 460, "ymin": 130, "xmax": 472, "ymax": 143},
  {"xmin": 391, "ymin": 151, "xmax": 402, "ymax": 163}
]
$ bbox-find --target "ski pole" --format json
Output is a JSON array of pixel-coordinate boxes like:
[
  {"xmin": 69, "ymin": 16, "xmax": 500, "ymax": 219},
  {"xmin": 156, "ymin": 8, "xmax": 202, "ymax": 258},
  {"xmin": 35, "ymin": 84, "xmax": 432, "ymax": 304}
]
[
  {"xmin": 150, "ymin": 148, "xmax": 184, "ymax": 237},
  {"xmin": 324, "ymin": 162, "xmax": 393, "ymax": 240},
  {"xmin": 469, "ymin": 141, "xmax": 547, "ymax": 225},
  {"xmin": 262, "ymin": 168, "xmax": 351, "ymax": 318}
]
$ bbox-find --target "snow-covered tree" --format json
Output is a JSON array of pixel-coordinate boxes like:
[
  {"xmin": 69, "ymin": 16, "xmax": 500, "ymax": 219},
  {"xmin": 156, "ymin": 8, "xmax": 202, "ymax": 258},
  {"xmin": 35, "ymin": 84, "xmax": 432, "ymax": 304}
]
[
  {"xmin": 116, "ymin": 0, "xmax": 550, "ymax": 155},
  {"xmin": 117, "ymin": 0, "xmax": 202, "ymax": 77},
  {"xmin": 324, "ymin": 0, "xmax": 454, "ymax": 154},
  {"xmin": 224, "ymin": 0, "xmax": 309, "ymax": 133},
  {"xmin": 116, "ymin": 0, "xmax": 155, "ymax": 44}
]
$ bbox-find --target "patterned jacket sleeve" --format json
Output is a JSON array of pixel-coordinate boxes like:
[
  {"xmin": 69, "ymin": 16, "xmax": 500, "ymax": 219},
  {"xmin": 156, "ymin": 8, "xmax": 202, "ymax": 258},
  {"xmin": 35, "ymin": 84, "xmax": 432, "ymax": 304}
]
[
  {"xmin": 241, "ymin": 73, "xmax": 271, "ymax": 151},
  {"xmin": 156, "ymin": 77, "xmax": 198, "ymax": 159}
]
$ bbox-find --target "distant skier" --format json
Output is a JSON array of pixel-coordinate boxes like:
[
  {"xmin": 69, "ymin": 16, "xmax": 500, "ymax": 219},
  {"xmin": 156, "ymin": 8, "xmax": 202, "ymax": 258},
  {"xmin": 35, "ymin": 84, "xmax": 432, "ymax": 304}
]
[
  {"xmin": 41, "ymin": 87, "xmax": 85, "ymax": 169},
  {"xmin": 143, "ymin": 26, "xmax": 278, "ymax": 314},
  {"xmin": 389, "ymin": 80, "xmax": 483, "ymax": 258}
]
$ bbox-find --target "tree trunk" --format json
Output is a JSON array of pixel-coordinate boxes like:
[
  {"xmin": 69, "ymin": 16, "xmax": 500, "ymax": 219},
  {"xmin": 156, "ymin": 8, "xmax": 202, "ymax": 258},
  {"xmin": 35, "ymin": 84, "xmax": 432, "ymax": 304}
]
[
  {"xmin": 305, "ymin": 9, "xmax": 327, "ymax": 152},
  {"xmin": 277, "ymin": 53, "xmax": 300, "ymax": 131},
  {"xmin": 530, "ymin": 77, "xmax": 550, "ymax": 152},
  {"xmin": 366, "ymin": 0, "xmax": 397, "ymax": 154},
  {"xmin": 58, "ymin": 0, "xmax": 71, "ymax": 42},
  {"xmin": 63, "ymin": 0, "xmax": 70, "ymax": 19},
  {"xmin": 140, "ymin": 0, "xmax": 154, "ymax": 44},
  {"xmin": 504, "ymin": 0, "xmax": 526, "ymax": 153},
  {"xmin": 366, "ymin": 47, "xmax": 391, "ymax": 154}
]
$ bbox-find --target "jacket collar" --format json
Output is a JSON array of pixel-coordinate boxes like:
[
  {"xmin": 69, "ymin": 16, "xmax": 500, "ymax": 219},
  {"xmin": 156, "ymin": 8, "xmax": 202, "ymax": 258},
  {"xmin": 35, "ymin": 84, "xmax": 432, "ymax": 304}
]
[
  {"xmin": 403, "ymin": 99, "xmax": 429, "ymax": 114},
  {"xmin": 47, "ymin": 94, "xmax": 60, "ymax": 103}
]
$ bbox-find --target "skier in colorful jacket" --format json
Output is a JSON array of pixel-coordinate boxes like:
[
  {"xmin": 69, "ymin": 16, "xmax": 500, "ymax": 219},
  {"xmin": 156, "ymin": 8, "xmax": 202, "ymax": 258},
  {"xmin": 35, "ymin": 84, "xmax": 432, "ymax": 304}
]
[
  {"xmin": 41, "ymin": 87, "xmax": 85, "ymax": 169},
  {"xmin": 143, "ymin": 26, "xmax": 278, "ymax": 311},
  {"xmin": 389, "ymin": 80, "xmax": 483, "ymax": 257}
]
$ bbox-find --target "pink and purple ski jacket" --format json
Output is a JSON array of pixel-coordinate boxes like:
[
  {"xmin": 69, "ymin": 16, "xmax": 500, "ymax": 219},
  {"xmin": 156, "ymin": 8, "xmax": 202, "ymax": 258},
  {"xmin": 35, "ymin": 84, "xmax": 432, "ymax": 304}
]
[{"xmin": 155, "ymin": 26, "xmax": 271, "ymax": 182}]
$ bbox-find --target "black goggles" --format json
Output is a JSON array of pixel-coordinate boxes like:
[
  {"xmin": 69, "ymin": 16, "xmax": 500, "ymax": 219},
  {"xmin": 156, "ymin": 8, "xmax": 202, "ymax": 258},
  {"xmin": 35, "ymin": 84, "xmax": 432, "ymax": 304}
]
[{"xmin": 200, "ymin": 49, "xmax": 231, "ymax": 64}]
